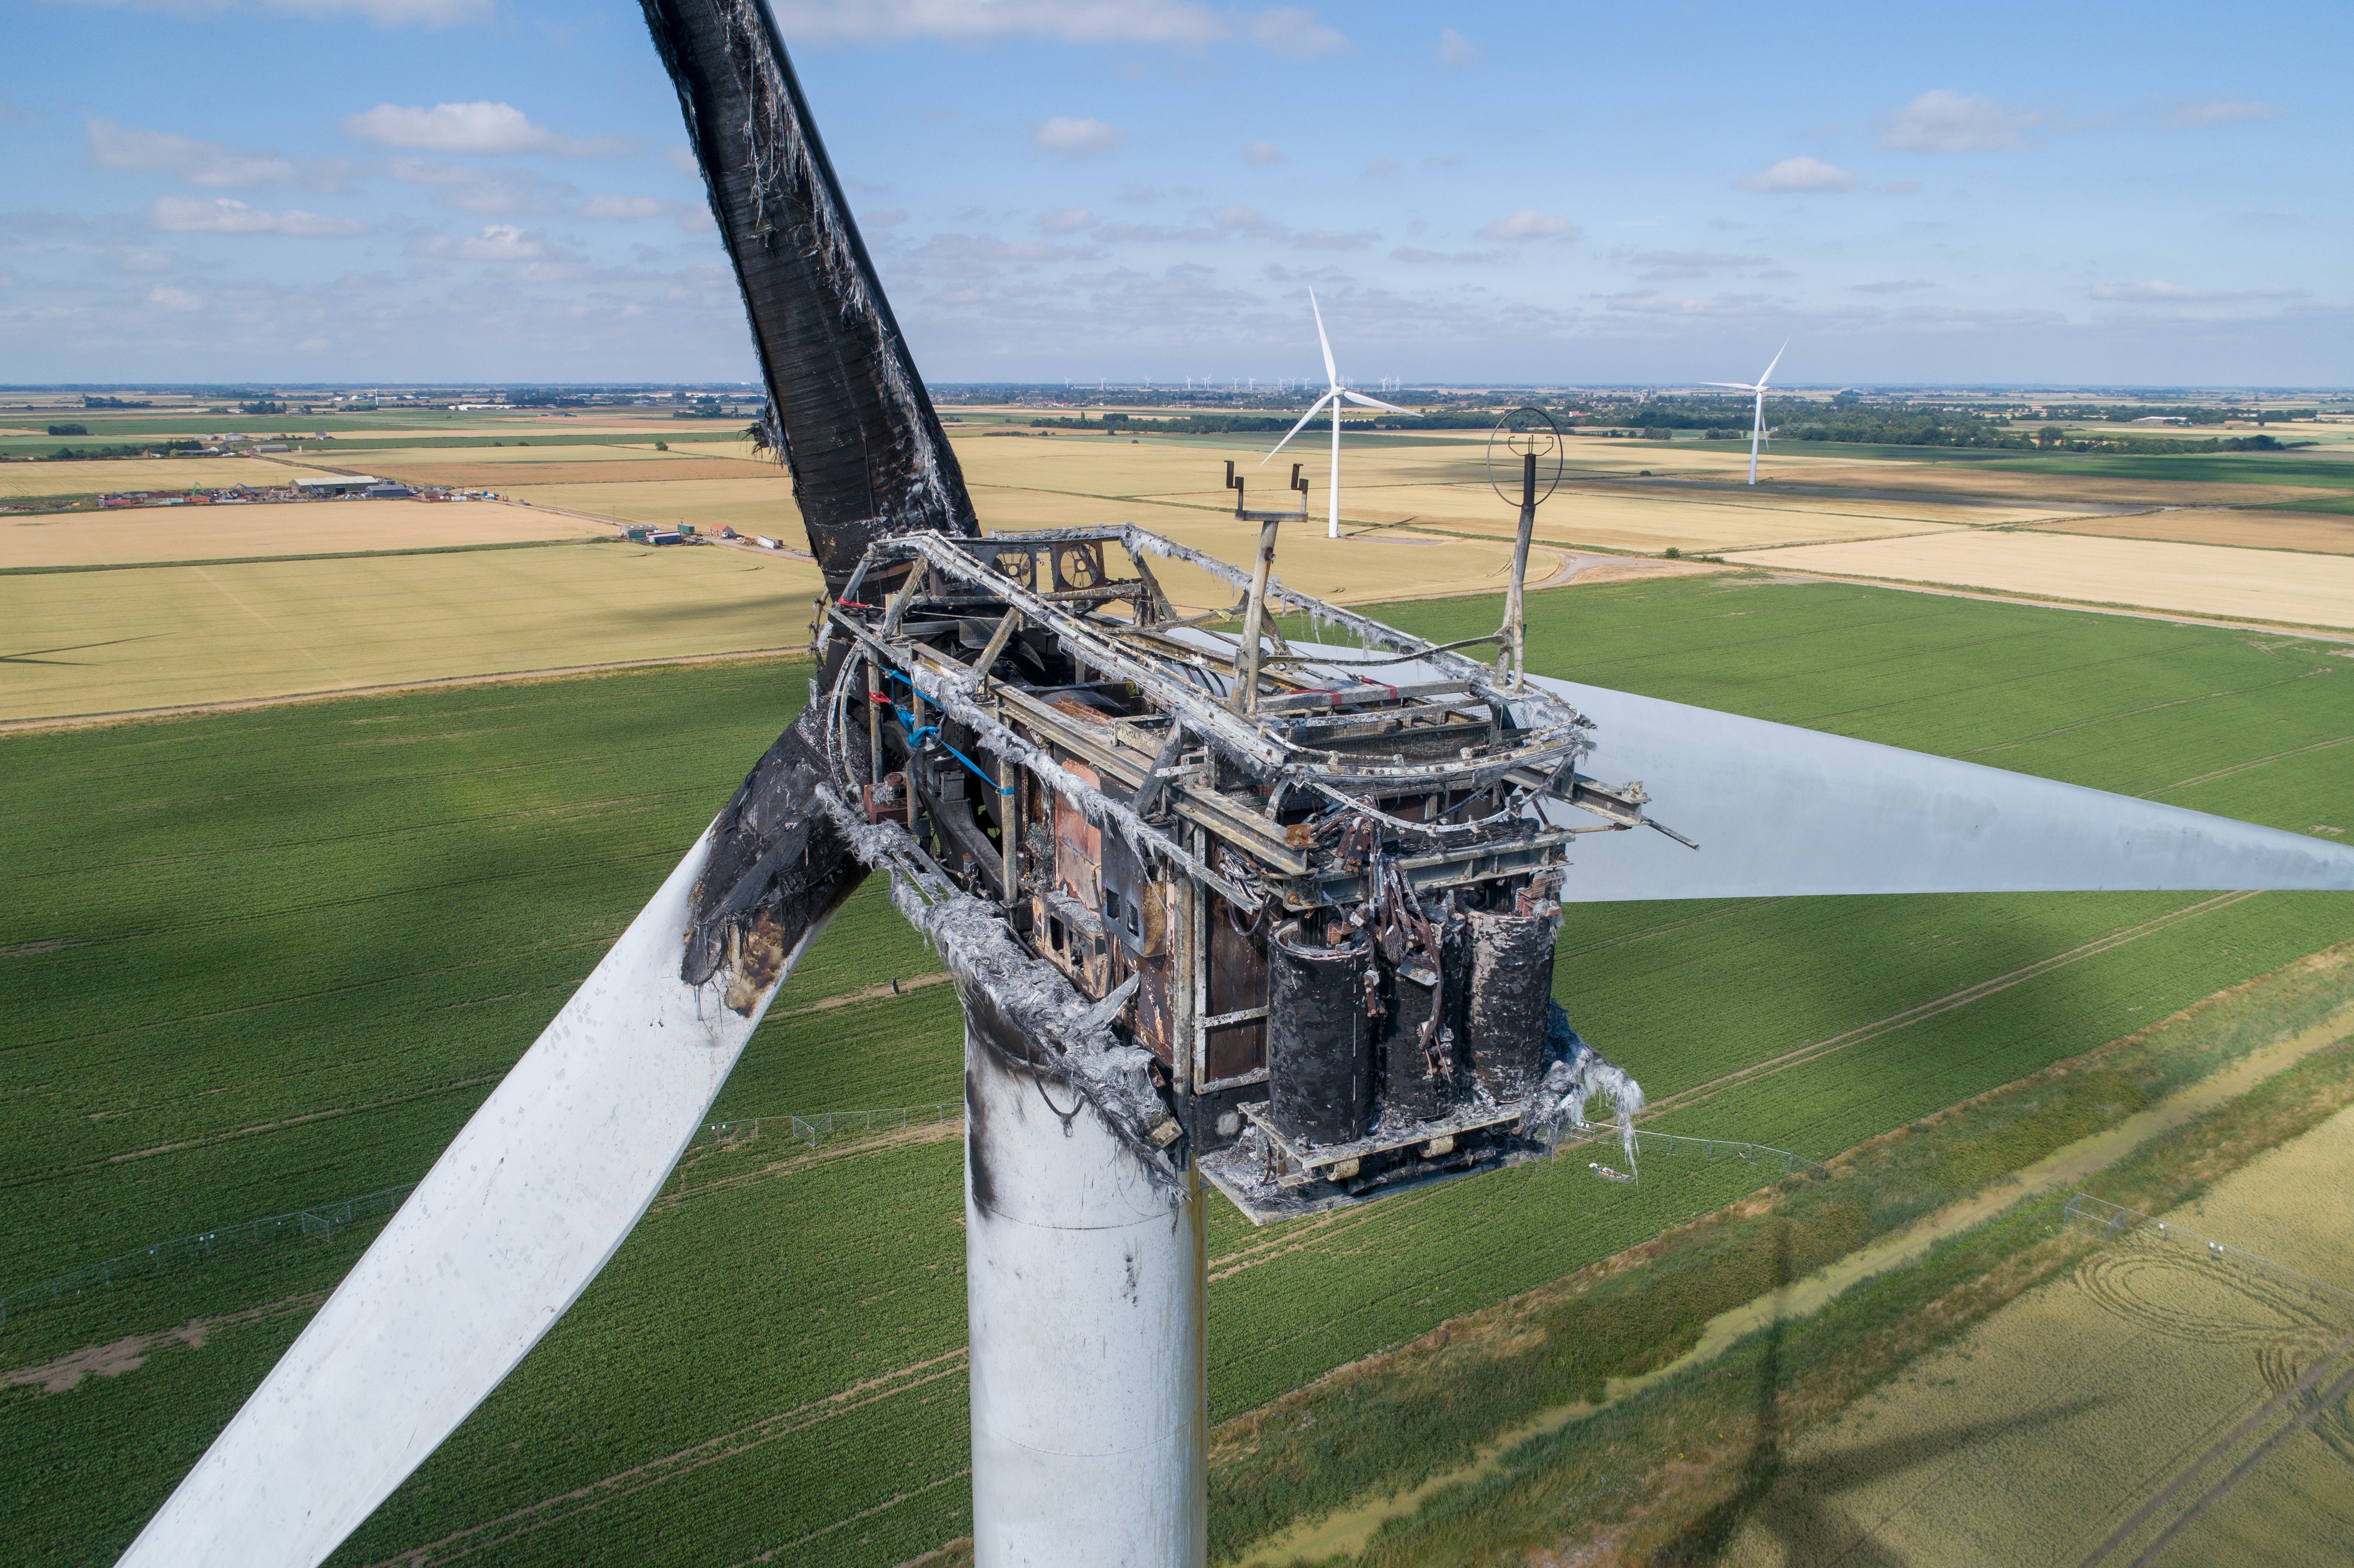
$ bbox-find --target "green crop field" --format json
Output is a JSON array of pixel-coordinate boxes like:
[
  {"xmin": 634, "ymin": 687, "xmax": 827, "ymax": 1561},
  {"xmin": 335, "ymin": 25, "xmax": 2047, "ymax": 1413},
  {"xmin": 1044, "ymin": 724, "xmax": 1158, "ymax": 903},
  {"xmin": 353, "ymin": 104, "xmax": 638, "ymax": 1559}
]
[{"xmin": 8, "ymin": 575, "xmax": 2354, "ymax": 1565}]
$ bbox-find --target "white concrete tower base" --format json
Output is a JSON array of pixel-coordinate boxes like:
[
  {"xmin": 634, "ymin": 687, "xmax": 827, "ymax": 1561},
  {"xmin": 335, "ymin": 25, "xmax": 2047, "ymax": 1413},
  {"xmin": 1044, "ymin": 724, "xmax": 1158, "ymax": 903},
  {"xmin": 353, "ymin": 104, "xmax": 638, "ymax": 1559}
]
[{"xmin": 964, "ymin": 1026, "xmax": 1208, "ymax": 1568}]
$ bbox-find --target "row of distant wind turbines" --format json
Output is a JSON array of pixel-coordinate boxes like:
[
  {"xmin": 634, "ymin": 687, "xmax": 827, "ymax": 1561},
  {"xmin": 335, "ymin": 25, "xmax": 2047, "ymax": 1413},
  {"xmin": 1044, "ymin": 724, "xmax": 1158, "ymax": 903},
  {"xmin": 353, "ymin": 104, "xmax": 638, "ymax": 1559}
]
[{"xmin": 1262, "ymin": 289, "xmax": 1788, "ymax": 537}]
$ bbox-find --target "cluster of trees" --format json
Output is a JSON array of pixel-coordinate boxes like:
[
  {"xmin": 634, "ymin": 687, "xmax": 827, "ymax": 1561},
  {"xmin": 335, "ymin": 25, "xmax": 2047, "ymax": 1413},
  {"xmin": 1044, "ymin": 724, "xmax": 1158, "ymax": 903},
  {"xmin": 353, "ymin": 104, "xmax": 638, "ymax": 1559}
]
[
  {"xmin": 46, "ymin": 423, "xmax": 87, "ymax": 437},
  {"xmin": 22, "ymin": 438, "xmax": 204, "ymax": 462},
  {"xmin": 238, "ymin": 399, "xmax": 288, "ymax": 416},
  {"xmin": 2029, "ymin": 428, "xmax": 2303, "ymax": 454},
  {"xmin": 80, "ymin": 395, "xmax": 150, "ymax": 409},
  {"xmin": 2038, "ymin": 403, "xmax": 2316, "ymax": 426}
]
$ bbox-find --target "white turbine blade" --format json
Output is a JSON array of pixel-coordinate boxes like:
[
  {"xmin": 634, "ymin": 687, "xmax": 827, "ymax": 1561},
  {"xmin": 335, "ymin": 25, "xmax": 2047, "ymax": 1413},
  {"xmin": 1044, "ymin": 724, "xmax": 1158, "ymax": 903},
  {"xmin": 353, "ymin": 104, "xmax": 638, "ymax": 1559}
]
[
  {"xmin": 1340, "ymin": 390, "xmax": 1416, "ymax": 415},
  {"xmin": 1308, "ymin": 288, "xmax": 1338, "ymax": 390},
  {"xmin": 1700, "ymin": 381, "xmax": 1759, "ymax": 391},
  {"xmin": 1257, "ymin": 640, "xmax": 2354, "ymax": 898},
  {"xmin": 1757, "ymin": 339, "xmax": 1788, "ymax": 388},
  {"xmin": 116, "ymin": 817, "xmax": 836, "ymax": 1568},
  {"xmin": 1261, "ymin": 389, "xmax": 1337, "ymax": 464},
  {"xmin": 1527, "ymin": 675, "xmax": 2354, "ymax": 899}
]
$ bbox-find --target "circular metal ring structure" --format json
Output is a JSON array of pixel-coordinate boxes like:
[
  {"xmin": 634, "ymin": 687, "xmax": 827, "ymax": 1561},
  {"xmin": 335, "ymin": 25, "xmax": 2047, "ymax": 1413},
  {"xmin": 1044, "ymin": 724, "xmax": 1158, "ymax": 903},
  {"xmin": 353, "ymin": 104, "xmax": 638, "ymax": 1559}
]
[{"xmin": 1484, "ymin": 405, "xmax": 1565, "ymax": 507}]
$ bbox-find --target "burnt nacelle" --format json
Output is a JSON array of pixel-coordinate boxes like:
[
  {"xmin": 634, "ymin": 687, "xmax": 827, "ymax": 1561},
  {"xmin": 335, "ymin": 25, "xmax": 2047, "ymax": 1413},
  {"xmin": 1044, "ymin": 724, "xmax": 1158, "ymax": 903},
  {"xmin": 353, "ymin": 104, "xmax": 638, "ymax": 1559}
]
[{"xmin": 817, "ymin": 524, "xmax": 1653, "ymax": 1220}]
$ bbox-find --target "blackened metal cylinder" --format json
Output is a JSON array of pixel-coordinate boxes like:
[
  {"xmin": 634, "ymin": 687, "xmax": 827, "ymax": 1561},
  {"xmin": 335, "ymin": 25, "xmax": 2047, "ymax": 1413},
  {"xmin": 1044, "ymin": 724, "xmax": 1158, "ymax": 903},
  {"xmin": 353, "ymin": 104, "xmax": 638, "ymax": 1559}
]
[
  {"xmin": 1377, "ymin": 925, "xmax": 1463, "ymax": 1123},
  {"xmin": 1267, "ymin": 921, "xmax": 1372, "ymax": 1145},
  {"xmin": 1464, "ymin": 909, "xmax": 1560, "ymax": 1101}
]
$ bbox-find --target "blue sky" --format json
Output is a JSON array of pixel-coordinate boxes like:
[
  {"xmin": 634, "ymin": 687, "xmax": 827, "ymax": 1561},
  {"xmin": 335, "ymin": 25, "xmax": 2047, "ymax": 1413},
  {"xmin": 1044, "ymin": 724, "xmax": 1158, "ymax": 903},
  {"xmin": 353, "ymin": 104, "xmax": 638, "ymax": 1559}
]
[{"xmin": 5, "ymin": 0, "xmax": 2348, "ymax": 388}]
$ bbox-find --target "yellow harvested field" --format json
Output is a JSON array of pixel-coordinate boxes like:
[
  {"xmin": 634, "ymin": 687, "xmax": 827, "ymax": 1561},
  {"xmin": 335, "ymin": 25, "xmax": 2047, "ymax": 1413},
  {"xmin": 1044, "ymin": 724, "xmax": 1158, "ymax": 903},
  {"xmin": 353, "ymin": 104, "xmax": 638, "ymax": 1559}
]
[
  {"xmin": 1723, "ymin": 529, "xmax": 2354, "ymax": 629},
  {"xmin": 504, "ymin": 477, "xmax": 805, "ymax": 538},
  {"xmin": 514, "ymin": 473, "xmax": 1558, "ymax": 609},
  {"xmin": 375, "ymin": 458, "xmax": 777, "ymax": 488},
  {"xmin": 0, "ymin": 500, "xmax": 604, "ymax": 570},
  {"xmin": 356, "ymin": 439, "xmax": 759, "ymax": 468},
  {"xmin": 2036, "ymin": 510, "xmax": 2354, "ymax": 556},
  {"xmin": 0, "ymin": 457, "xmax": 339, "ymax": 498},
  {"xmin": 1719, "ymin": 1102, "xmax": 2354, "ymax": 1568},
  {"xmin": 0, "ymin": 542, "xmax": 821, "ymax": 722}
]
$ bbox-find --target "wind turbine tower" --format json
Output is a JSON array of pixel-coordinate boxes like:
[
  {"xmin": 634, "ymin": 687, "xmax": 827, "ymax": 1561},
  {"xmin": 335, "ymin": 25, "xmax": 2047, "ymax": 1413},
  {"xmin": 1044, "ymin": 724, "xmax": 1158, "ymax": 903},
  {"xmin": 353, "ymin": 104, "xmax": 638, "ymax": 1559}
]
[
  {"xmin": 1704, "ymin": 341, "xmax": 1788, "ymax": 485},
  {"xmin": 1264, "ymin": 289, "xmax": 1417, "ymax": 538}
]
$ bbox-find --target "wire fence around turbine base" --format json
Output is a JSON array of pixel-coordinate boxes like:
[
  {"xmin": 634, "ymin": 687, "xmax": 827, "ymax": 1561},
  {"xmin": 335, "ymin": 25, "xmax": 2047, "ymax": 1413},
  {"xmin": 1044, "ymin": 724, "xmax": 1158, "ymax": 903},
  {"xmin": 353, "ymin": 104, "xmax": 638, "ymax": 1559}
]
[
  {"xmin": 2061, "ymin": 1191, "xmax": 2354, "ymax": 1310},
  {"xmin": 0, "ymin": 1184, "xmax": 415, "ymax": 1326},
  {"xmin": 1544, "ymin": 1123, "xmax": 1829, "ymax": 1180},
  {"xmin": 696, "ymin": 1102, "xmax": 964, "ymax": 1149}
]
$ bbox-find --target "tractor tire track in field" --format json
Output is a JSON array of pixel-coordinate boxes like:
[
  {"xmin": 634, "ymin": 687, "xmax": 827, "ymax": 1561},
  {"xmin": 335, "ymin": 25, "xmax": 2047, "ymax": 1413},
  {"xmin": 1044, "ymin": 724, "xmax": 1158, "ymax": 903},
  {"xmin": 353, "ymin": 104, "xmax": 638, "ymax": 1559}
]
[
  {"xmin": 0, "ymin": 1071, "xmax": 506, "ymax": 1194},
  {"xmin": 711, "ymin": 1470, "xmax": 971, "ymax": 1568},
  {"xmin": 657, "ymin": 1115, "xmax": 964, "ymax": 1209},
  {"xmin": 2146, "ymin": 733, "xmax": 2354, "ymax": 796},
  {"xmin": 358, "ymin": 1351, "xmax": 970, "ymax": 1568},
  {"xmin": 1640, "ymin": 891, "xmax": 2260, "ymax": 1124},
  {"xmin": 2077, "ymin": 1335, "xmax": 2354, "ymax": 1568},
  {"xmin": 0, "ymin": 843, "xmax": 679, "ymax": 961},
  {"xmin": 1225, "ymin": 894, "xmax": 2261, "ymax": 1281}
]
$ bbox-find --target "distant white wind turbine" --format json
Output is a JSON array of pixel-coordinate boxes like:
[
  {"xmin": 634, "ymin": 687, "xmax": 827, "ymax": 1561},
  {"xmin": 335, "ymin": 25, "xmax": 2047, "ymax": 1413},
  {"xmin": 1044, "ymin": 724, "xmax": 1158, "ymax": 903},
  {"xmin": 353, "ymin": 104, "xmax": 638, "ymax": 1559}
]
[
  {"xmin": 1704, "ymin": 340, "xmax": 1788, "ymax": 485},
  {"xmin": 1264, "ymin": 290, "xmax": 1418, "ymax": 538}
]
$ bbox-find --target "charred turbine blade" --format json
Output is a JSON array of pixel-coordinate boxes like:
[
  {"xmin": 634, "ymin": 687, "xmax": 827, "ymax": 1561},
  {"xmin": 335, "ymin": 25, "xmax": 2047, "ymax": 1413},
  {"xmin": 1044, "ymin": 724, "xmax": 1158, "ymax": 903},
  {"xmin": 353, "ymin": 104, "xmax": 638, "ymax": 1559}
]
[
  {"xmin": 641, "ymin": 0, "xmax": 979, "ymax": 589},
  {"xmin": 683, "ymin": 696, "xmax": 867, "ymax": 995}
]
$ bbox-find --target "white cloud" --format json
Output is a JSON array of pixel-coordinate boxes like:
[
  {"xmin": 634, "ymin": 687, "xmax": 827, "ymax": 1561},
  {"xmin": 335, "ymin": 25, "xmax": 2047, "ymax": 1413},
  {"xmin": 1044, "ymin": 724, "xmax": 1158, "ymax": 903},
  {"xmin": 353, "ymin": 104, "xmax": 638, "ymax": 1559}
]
[
  {"xmin": 1437, "ymin": 27, "xmax": 1480, "ymax": 68},
  {"xmin": 1363, "ymin": 157, "xmax": 1400, "ymax": 178},
  {"xmin": 1241, "ymin": 140, "xmax": 1285, "ymax": 166},
  {"xmin": 1247, "ymin": 7, "xmax": 1346, "ymax": 57},
  {"xmin": 1876, "ymin": 89, "xmax": 2044, "ymax": 151},
  {"xmin": 1031, "ymin": 116, "xmax": 1127, "ymax": 159},
  {"xmin": 264, "ymin": 0, "xmax": 489, "ymax": 20},
  {"xmin": 1606, "ymin": 290, "xmax": 1766, "ymax": 317},
  {"xmin": 2091, "ymin": 279, "xmax": 2300, "ymax": 303},
  {"xmin": 664, "ymin": 143, "xmax": 701, "ymax": 176},
  {"xmin": 862, "ymin": 207, "xmax": 908, "ymax": 228},
  {"xmin": 580, "ymin": 194, "xmax": 670, "ymax": 220},
  {"xmin": 64, "ymin": 0, "xmax": 491, "ymax": 24},
  {"xmin": 413, "ymin": 223, "xmax": 562, "ymax": 262},
  {"xmin": 144, "ymin": 283, "xmax": 201, "ymax": 310},
  {"xmin": 1848, "ymin": 279, "xmax": 1932, "ymax": 294},
  {"xmin": 1036, "ymin": 205, "xmax": 1095, "ymax": 234},
  {"xmin": 1735, "ymin": 155, "xmax": 1855, "ymax": 193},
  {"xmin": 150, "ymin": 195, "xmax": 367, "ymax": 236},
  {"xmin": 2162, "ymin": 97, "xmax": 2279, "ymax": 129},
  {"xmin": 1620, "ymin": 248, "xmax": 1768, "ymax": 279},
  {"xmin": 111, "ymin": 247, "xmax": 174, "ymax": 272},
  {"xmin": 1477, "ymin": 207, "xmax": 1578, "ymax": 241},
  {"xmin": 1392, "ymin": 246, "xmax": 1491, "ymax": 265},
  {"xmin": 770, "ymin": 0, "xmax": 1343, "ymax": 54},
  {"xmin": 88, "ymin": 118, "xmax": 347, "ymax": 189},
  {"xmin": 342, "ymin": 102, "xmax": 631, "ymax": 157},
  {"xmin": 385, "ymin": 160, "xmax": 556, "ymax": 213}
]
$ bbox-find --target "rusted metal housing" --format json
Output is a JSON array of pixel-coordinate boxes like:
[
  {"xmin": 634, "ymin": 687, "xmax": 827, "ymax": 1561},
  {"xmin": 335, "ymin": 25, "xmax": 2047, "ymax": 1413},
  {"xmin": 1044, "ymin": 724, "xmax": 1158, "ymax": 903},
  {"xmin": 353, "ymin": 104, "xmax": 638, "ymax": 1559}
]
[{"xmin": 817, "ymin": 520, "xmax": 1661, "ymax": 1221}]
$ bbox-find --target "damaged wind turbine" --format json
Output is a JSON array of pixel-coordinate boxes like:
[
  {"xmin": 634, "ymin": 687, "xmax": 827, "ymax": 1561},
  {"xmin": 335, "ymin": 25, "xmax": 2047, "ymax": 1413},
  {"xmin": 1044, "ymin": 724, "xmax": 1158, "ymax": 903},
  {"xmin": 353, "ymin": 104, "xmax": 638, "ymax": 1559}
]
[
  {"xmin": 1703, "ymin": 339, "xmax": 1787, "ymax": 485},
  {"xmin": 1263, "ymin": 288, "xmax": 1418, "ymax": 538},
  {"xmin": 112, "ymin": 8, "xmax": 2354, "ymax": 1568}
]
